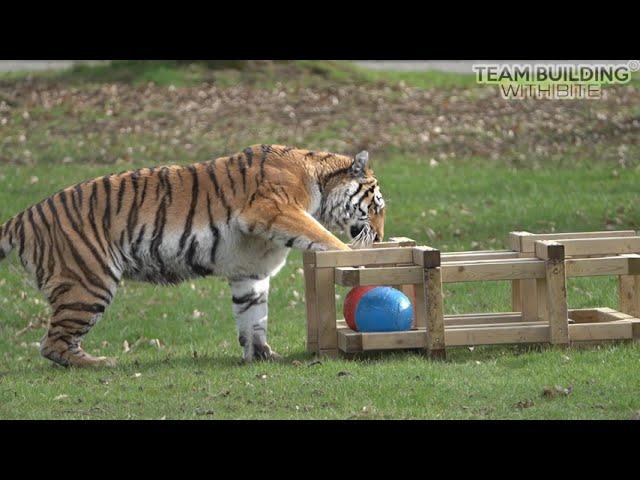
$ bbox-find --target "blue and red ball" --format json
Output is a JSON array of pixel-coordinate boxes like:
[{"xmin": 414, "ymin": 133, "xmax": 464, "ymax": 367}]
[{"xmin": 343, "ymin": 286, "xmax": 414, "ymax": 332}]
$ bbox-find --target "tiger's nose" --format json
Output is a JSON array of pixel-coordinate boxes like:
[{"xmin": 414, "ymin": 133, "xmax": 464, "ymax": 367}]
[{"xmin": 350, "ymin": 225, "xmax": 364, "ymax": 238}]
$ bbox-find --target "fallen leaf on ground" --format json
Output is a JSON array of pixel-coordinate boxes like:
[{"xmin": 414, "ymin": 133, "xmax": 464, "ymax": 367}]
[
  {"xmin": 515, "ymin": 399, "xmax": 534, "ymax": 409},
  {"xmin": 542, "ymin": 385, "xmax": 573, "ymax": 398}
]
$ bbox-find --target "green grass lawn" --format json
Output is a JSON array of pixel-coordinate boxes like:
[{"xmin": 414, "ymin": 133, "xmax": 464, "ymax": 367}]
[{"xmin": 1, "ymin": 61, "xmax": 640, "ymax": 419}]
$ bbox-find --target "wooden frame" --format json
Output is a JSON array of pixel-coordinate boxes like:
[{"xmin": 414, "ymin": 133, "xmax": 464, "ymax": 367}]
[{"xmin": 302, "ymin": 231, "xmax": 640, "ymax": 358}]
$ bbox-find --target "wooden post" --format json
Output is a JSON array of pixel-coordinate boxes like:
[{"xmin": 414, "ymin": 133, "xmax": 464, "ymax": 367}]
[
  {"xmin": 315, "ymin": 266, "xmax": 338, "ymax": 357},
  {"xmin": 535, "ymin": 240, "xmax": 569, "ymax": 345},
  {"xmin": 509, "ymin": 231, "xmax": 538, "ymax": 320},
  {"xmin": 413, "ymin": 246, "xmax": 445, "ymax": 359},
  {"xmin": 388, "ymin": 237, "xmax": 417, "ymax": 324},
  {"xmin": 302, "ymin": 252, "xmax": 319, "ymax": 353},
  {"xmin": 425, "ymin": 267, "xmax": 446, "ymax": 358},
  {"xmin": 618, "ymin": 275, "xmax": 640, "ymax": 317}
]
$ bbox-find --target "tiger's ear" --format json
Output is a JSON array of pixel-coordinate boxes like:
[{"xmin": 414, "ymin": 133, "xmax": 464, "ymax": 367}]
[{"xmin": 351, "ymin": 151, "xmax": 369, "ymax": 177}]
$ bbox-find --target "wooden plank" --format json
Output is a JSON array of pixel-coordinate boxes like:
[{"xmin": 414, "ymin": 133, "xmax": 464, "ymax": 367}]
[
  {"xmin": 445, "ymin": 312, "xmax": 523, "ymax": 325},
  {"xmin": 315, "ymin": 267, "xmax": 338, "ymax": 355},
  {"xmin": 425, "ymin": 267, "xmax": 445, "ymax": 358},
  {"xmin": 337, "ymin": 319, "xmax": 637, "ymax": 352},
  {"xmin": 360, "ymin": 330, "xmax": 425, "ymax": 350},
  {"xmin": 569, "ymin": 322, "xmax": 633, "ymax": 341},
  {"xmin": 334, "ymin": 266, "xmax": 422, "ymax": 286},
  {"xmin": 508, "ymin": 231, "xmax": 533, "ymax": 252},
  {"xmin": 372, "ymin": 239, "xmax": 416, "ymax": 248},
  {"xmin": 441, "ymin": 259, "xmax": 545, "ymax": 283},
  {"xmin": 513, "ymin": 231, "xmax": 636, "ymax": 253},
  {"xmin": 446, "ymin": 324, "xmax": 550, "ymax": 346},
  {"xmin": 442, "ymin": 251, "xmax": 520, "ymax": 262},
  {"xmin": 540, "ymin": 242, "xmax": 569, "ymax": 345},
  {"xmin": 537, "ymin": 236, "xmax": 640, "ymax": 258},
  {"xmin": 303, "ymin": 262, "xmax": 319, "ymax": 353},
  {"xmin": 314, "ymin": 247, "xmax": 414, "ymax": 268},
  {"xmin": 446, "ymin": 320, "xmax": 548, "ymax": 329},
  {"xmin": 566, "ymin": 256, "xmax": 632, "ymax": 277},
  {"xmin": 618, "ymin": 274, "xmax": 640, "ymax": 317}
]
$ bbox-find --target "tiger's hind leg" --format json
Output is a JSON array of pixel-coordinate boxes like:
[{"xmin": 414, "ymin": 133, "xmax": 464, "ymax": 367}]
[{"xmin": 40, "ymin": 280, "xmax": 117, "ymax": 367}]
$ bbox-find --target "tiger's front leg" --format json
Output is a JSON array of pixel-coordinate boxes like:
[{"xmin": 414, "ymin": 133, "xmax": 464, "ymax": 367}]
[
  {"xmin": 229, "ymin": 276, "xmax": 280, "ymax": 363},
  {"xmin": 241, "ymin": 203, "xmax": 350, "ymax": 252}
]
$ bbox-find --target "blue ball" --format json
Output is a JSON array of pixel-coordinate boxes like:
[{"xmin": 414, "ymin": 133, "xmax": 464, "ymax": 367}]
[{"xmin": 354, "ymin": 286, "xmax": 414, "ymax": 333}]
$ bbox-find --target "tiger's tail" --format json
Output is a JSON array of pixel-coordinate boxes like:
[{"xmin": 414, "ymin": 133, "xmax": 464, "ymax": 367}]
[{"xmin": 0, "ymin": 217, "xmax": 16, "ymax": 263}]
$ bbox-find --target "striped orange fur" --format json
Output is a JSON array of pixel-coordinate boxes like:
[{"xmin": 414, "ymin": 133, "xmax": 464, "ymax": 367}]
[{"xmin": 0, "ymin": 145, "xmax": 385, "ymax": 366}]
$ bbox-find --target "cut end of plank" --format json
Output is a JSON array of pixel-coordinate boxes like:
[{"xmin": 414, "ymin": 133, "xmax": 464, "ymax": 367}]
[
  {"xmin": 535, "ymin": 240, "xmax": 565, "ymax": 261},
  {"xmin": 412, "ymin": 246, "xmax": 441, "ymax": 268}
]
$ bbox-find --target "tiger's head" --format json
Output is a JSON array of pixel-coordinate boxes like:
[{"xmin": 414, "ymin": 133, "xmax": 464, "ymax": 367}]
[{"xmin": 319, "ymin": 151, "xmax": 386, "ymax": 249}]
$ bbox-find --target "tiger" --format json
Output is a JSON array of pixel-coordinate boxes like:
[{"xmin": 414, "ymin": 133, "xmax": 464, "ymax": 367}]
[{"xmin": 0, "ymin": 145, "xmax": 386, "ymax": 367}]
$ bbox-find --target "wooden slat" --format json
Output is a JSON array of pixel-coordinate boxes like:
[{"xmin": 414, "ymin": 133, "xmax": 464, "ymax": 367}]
[
  {"xmin": 336, "ymin": 313, "xmax": 638, "ymax": 353},
  {"xmin": 334, "ymin": 266, "xmax": 422, "ymax": 286},
  {"xmin": 511, "ymin": 230, "xmax": 636, "ymax": 253},
  {"xmin": 442, "ymin": 251, "xmax": 520, "ymax": 262},
  {"xmin": 444, "ymin": 312, "xmax": 522, "ymax": 325},
  {"xmin": 568, "ymin": 322, "xmax": 633, "ymax": 341},
  {"xmin": 361, "ymin": 330, "xmax": 425, "ymax": 350},
  {"xmin": 445, "ymin": 324, "xmax": 550, "ymax": 346},
  {"xmin": 373, "ymin": 237, "xmax": 417, "ymax": 248},
  {"xmin": 566, "ymin": 256, "xmax": 632, "ymax": 277},
  {"xmin": 537, "ymin": 236, "xmax": 640, "ymax": 258},
  {"xmin": 441, "ymin": 259, "xmax": 545, "ymax": 282},
  {"xmin": 446, "ymin": 320, "xmax": 548, "ymax": 329},
  {"xmin": 314, "ymin": 247, "xmax": 414, "ymax": 268}
]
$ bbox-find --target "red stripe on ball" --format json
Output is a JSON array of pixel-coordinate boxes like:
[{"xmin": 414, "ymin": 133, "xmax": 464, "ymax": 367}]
[{"xmin": 343, "ymin": 286, "xmax": 376, "ymax": 331}]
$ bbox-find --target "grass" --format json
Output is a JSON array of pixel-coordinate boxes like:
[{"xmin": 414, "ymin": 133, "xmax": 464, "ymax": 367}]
[
  {"xmin": 0, "ymin": 60, "xmax": 477, "ymax": 90},
  {"xmin": 1, "ymin": 160, "xmax": 640, "ymax": 419},
  {"xmin": 1, "ymin": 61, "xmax": 640, "ymax": 419}
]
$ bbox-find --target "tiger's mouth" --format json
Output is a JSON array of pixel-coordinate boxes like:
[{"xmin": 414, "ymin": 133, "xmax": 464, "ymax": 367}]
[{"xmin": 348, "ymin": 223, "xmax": 376, "ymax": 249}]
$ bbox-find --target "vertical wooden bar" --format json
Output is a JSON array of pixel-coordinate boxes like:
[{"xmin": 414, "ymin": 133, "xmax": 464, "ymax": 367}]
[
  {"xmin": 618, "ymin": 275, "xmax": 640, "ymax": 317},
  {"xmin": 424, "ymin": 267, "xmax": 446, "ymax": 359},
  {"xmin": 389, "ymin": 238, "xmax": 417, "ymax": 323},
  {"xmin": 315, "ymin": 267, "xmax": 338, "ymax": 357},
  {"xmin": 536, "ymin": 278, "xmax": 547, "ymax": 323},
  {"xmin": 412, "ymin": 246, "xmax": 441, "ymax": 334},
  {"xmin": 302, "ymin": 252, "xmax": 319, "ymax": 353},
  {"xmin": 538, "ymin": 241, "xmax": 570, "ymax": 345},
  {"xmin": 413, "ymin": 280, "xmax": 427, "ymax": 329},
  {"xmin": 509, "ymin": 231, "xmax": 537, "ymax": 320},
  {"xmin": 511, "ymin": 280, "xmax": 522, "ymax": 311}
]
